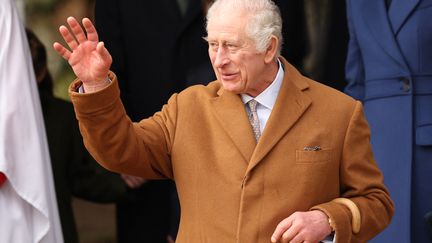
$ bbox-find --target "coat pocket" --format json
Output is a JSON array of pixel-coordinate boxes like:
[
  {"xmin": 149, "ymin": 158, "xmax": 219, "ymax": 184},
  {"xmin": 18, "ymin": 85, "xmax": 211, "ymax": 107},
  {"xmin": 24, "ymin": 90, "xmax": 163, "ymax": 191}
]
[
  {"xmin": 416, "ymin": 124, "xmax": 432, "ymax": 145},
  {"xmin": 296, "ymin": 149, "xmax": 333, "ymax": 163}
]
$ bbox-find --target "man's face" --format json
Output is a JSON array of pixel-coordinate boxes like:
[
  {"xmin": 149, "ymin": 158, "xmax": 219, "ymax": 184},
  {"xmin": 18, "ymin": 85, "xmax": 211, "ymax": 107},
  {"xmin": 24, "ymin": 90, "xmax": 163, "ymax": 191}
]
[{"xmin": 206, "ymin": 11, "xmax": 271, "ymax": 97}]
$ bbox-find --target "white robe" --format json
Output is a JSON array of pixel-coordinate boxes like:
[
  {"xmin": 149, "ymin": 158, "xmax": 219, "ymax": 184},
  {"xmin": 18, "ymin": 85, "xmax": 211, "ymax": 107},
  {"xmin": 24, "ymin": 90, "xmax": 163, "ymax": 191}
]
[{"xmin": 0, "ymin": 0, "xmax": 64, "ymax": 242}]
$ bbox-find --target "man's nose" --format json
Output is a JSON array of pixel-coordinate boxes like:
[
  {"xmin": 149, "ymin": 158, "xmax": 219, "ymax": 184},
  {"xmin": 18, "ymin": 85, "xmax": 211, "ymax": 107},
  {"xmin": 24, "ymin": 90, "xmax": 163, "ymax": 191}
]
[{"xmin": 213, "ymin": 47, "xmax": 229, "ymax": 68}]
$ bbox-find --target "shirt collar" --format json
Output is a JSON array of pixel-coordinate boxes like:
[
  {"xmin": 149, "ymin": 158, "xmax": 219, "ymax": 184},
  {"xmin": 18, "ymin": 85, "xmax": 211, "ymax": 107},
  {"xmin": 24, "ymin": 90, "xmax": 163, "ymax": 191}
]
[{"xmin": 241, "ymin": 59, "xmax": 284, "ymax": 110}]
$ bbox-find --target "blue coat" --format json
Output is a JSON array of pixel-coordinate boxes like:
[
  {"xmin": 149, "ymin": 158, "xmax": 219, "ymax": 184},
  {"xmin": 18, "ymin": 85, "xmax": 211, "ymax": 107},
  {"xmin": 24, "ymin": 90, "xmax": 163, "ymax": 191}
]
[{"xmin": 345, "ymin": 0, "xmax": 432, "ymax": 242}]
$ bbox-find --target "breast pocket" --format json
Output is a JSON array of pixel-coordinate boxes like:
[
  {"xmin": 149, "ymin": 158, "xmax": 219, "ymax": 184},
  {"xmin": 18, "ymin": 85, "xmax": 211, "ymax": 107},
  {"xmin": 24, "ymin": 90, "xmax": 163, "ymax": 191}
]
[{"xmin": 296, "ymin": 149, "xmax": 333, "ymax": 164}]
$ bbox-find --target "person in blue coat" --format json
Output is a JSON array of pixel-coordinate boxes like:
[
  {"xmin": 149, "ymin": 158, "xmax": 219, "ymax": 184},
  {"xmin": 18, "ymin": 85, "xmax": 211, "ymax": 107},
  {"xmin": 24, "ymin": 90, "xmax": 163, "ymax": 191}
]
[{"xmin": 344, "ymin": 0, "xmax": 432, "ymax": 242}]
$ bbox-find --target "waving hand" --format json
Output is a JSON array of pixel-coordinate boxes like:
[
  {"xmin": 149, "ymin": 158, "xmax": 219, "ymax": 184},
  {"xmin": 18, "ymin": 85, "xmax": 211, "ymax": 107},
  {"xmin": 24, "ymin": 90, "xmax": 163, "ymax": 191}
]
[{"xmin": 53, "ymin": 17, "xmax": 112, "ymax": 92}]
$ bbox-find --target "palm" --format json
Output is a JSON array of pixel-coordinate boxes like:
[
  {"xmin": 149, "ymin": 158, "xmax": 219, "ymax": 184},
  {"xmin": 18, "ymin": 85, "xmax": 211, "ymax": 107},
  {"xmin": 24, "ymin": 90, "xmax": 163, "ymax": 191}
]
[
  {"xmin": 53, "ymin": 17, "xmax": 112, "ymax": 85},
  {"xmin": 69, "ymin": 41, "xmax": 109, "ymax": 83}
]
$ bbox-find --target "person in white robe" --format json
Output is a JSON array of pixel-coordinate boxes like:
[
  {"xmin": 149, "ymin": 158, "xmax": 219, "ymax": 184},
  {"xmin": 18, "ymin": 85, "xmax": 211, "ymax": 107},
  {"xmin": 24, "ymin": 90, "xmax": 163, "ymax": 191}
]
[{"xmin": 0, "ymin": 0, "xmax": 64, "ymax": 242}]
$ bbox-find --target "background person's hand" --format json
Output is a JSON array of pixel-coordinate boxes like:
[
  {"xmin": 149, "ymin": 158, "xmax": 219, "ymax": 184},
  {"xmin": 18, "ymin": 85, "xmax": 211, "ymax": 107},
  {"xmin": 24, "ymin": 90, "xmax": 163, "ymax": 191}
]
[
  {"xmin": 271, "ymin": 210, "xmax": 332, "ymax": 243},
  {"xmin": 121, "ymin": 174, "xmax": 147, "ymax": 189},
  {"xmin": 53, "ymin": 17, "xmax": 112, "ymax": 92}
]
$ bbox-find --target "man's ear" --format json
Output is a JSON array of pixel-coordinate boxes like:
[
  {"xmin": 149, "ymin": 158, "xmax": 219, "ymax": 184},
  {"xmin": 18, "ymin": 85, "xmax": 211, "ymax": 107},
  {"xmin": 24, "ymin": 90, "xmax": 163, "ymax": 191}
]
[{"xmin": 264, "ymin": 36, "xmax": 278, "ymax": 64}]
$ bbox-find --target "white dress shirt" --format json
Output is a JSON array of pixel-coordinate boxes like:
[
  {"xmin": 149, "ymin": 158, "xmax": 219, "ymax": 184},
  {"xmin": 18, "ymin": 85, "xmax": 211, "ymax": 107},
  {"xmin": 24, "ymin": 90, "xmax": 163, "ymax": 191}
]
[{"xmin": 241, "ymin": 60, "xmax": 284, "ymax": 135}]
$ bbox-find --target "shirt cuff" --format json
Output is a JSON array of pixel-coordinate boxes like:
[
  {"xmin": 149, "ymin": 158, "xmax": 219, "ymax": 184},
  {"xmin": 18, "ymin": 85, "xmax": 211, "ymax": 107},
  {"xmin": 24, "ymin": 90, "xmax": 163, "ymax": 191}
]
[{"xmin": 77, "ymin": 77, "xmax": 112, "ymax": 93}]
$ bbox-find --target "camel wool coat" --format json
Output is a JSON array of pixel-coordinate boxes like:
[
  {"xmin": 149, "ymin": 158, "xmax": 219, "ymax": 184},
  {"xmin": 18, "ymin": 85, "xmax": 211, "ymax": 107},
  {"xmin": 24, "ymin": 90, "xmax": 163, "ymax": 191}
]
[{"xmin": 69, "ymin": 59, "xmax": 393, "ymax": 243}]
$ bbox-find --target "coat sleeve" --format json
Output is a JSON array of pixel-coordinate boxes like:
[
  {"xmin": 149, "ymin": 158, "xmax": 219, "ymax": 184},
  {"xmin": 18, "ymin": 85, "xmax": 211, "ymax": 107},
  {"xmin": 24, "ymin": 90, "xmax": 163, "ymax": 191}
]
[
  {"xmin": 344, "ymin": 0, "xmax": 366, "ymax": 101},
  {"xmin": 69, "ymin": 71, "xmax": 176, "ymax": 180},
  {"xmin": 311, "ymin": 101, "xmax": 394, "ymax": 242}
]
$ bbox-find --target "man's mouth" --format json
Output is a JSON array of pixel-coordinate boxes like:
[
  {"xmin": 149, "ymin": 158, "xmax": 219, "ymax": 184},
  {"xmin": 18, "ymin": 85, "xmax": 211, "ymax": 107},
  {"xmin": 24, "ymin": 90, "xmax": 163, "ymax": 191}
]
[{"xmin": 220, "ymin": 72, "xmax": 237, "ymax": 80}]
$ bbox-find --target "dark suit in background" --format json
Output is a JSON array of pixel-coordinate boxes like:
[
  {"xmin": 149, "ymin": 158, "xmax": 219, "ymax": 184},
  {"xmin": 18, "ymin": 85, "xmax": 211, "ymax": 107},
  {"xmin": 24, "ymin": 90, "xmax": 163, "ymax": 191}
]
[
  {"xmin": 95, "ymin": 0, "xmax": 215, "ymax": 241},
  {"xmin": 272, "ymin": 0, "xmax": 307, "ymax": 72},
  {"xmin": 274, "ymin": 0, "xmax": 348, "ymax": 91}
]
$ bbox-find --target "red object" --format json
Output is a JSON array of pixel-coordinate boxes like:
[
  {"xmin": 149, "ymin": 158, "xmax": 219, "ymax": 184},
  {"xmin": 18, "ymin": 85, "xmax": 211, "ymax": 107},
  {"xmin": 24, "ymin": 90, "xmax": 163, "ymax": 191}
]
[{"xmin": 0, "ymin": 172, "xmax": 6, "ymax": 187}]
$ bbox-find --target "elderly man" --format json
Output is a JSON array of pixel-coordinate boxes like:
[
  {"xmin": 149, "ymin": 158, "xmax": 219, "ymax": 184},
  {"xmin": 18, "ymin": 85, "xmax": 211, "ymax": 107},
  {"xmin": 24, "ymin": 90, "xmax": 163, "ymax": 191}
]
[{"xmin": 53, "ymin": 0, "xmax": 393, "ymax": 242}]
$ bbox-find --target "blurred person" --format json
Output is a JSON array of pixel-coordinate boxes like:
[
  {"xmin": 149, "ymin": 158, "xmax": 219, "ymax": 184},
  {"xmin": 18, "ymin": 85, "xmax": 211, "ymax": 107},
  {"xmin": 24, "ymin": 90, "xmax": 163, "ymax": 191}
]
[
  {"xmin": 301, "ymin": 0, "xmax": 348, "ymax": 91},
  {"xmin": 345, "ymin": 0, "xmax": 432, "ymax": 242},
  {"xmin": 54, "ymin": 0, "xmax": 394, "ymax": 242},
  {"xmin": 95, "ymin": 0, "xmax": 215, "ymax": 241},
  {"xmin": 26, "ymin": 27, "xmax": 129, "ymax": 243},
  {"xmin": 273, "ymin": 0, "xmax": 349, "ymax": 92},
  {"xmin": 0, "ymin": 0, "xmax": 63, "ymax": 242}
]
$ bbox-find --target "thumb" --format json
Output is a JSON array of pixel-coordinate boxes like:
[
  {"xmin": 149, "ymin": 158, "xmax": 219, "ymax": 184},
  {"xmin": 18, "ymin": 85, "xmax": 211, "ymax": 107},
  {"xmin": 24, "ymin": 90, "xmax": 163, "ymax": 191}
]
[{"xmin": 96, "ymin": 41, "xmax": 112, "ymax": 64}]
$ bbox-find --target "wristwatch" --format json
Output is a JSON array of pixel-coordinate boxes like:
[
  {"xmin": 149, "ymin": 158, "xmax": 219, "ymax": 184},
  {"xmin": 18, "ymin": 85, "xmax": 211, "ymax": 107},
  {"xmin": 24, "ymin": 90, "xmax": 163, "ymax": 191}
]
[{"xmin": 328, "ymin": 217, "xmax": 336, "ymax": 232}]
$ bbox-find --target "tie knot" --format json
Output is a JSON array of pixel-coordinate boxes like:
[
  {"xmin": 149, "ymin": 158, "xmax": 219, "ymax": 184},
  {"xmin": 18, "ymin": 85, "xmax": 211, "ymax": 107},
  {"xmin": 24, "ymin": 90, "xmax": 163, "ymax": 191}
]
[{"xmin": 248, "ymin": 99, "xmax": 258, "ymax": 112}]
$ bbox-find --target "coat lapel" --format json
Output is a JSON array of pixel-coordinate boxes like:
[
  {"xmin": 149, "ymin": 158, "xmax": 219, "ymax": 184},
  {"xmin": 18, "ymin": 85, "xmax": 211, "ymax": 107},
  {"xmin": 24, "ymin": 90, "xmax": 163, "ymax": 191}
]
[
  {"xmin": 362, "ymin": 0, "xmax": 408, "ymax": 69},
  {"xmin": 388, "ymin": 0, "xmax": 420, "ymax": 35},
  {"xmin": 246, "ymin": 61, "xmax": 311, "ymax": 174},
  {"xmin": 210, "ymin": 88, "xmax": 256, "ymax": 164}
]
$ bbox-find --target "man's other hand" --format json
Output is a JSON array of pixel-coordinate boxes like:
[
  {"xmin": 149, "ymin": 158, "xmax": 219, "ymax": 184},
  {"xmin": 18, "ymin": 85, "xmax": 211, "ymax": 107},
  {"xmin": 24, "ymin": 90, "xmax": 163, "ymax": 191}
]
[
  {"xmin": 121, "ymin": 174, "xmax": 147, "ymax": 189},
  {"xmin": 271, "ymin": 210, "xmax": 332, "ymax": 243}
]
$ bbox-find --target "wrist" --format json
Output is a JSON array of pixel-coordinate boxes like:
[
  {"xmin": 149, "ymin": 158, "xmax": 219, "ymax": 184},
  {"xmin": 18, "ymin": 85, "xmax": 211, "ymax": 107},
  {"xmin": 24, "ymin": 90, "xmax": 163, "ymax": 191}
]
[
  {"xmin": 82, "ymin": 76, "xmax": 111, "ymax": 93},
  {"xmin": 328, "ymin": 216, "xmax": 336, "ymax": 232}
]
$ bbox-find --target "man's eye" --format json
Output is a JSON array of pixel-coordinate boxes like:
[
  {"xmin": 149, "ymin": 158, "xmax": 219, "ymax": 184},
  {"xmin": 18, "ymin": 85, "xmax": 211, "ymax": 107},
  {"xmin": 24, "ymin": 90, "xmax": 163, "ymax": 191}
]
[{"xmin": 209, "ymin": 42, "xmax": 217, "ymax": 47}]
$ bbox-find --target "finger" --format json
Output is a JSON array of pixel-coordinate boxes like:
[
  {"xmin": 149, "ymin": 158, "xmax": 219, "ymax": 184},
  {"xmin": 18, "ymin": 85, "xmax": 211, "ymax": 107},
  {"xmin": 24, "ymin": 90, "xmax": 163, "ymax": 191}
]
[
  {"xmin": 271, "ymin": 218, "xmax": 293, "ymax": 243},
  {"xmin": 96, "ymin": 42, "xmax": 113, "ymax": 65},
  {"xmin": 67, "ymin": 16, "xmax": 87, "ymax": 43},
  {"xmin": 128, "ymin": 181, "xmax": 138, "ymax": 188},
  {"xmin": 167, "ymin": 235, "xmax": 175, "ymax": 243},
  {"xmin": 131, "ymin": 177, "xmax": 146, "ymax": 187},
  {"xmin": 287, "ymin": 232, "xmax": 304, "ymax": 243},
  {"xmin": 130, "ymin": 177, "xmax": 141, "ymax": 185},
  {"xmin": 124, "ymin": 178, "xmax": 135, "ymax": 188},
  {"xmin": 129, "ymin": 180, "xmax": 142, "ymax": 189},
  {"xmin": 82, "ymin": 18, "xmax": 99, "ymax": 42},
  {"xmin": 53, "ymin": 42, "xmax": 71, "ymax": 60},
  {"xmin": 281, "ymin": 225, "xmax": 299, "ymax": 243},
  {"xmin": 127, "ymin": 182, "xmax": 137, "ymax": 188},
  {"xmin": 120, "ymin": 175, "xmax": 133, "ymax": 186},
  {"xmin": 58, "ymin": 25, "xmax": 79, "ymax": 51}
]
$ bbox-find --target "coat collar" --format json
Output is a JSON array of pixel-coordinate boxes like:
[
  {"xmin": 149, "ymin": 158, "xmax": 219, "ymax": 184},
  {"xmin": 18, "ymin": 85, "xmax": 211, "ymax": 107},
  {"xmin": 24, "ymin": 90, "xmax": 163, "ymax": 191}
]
[
  {"xmin": 388, "ymin": 0, "xmax": 420, "ymax": 35},
  {"xmin": 210, "ymin": 58, "xmax": 311, "ymax": 172},
  {"xmin": 361, "ymin": 0, "xmax": 409, "ymax": 69},
  {"xmin": 247, "ymin": 58, "xmax": 311, "ymax": 174},
  {"xmin": 210, "ymin": 86, "xmax": 256, "ymax": 164}
]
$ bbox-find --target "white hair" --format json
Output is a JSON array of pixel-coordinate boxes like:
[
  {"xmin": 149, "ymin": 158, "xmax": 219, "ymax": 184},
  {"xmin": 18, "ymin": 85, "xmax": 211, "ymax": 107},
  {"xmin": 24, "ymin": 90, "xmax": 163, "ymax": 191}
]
[{"xmin": 206, "ymin": 0, "xmax": 283, "ymax": 56}]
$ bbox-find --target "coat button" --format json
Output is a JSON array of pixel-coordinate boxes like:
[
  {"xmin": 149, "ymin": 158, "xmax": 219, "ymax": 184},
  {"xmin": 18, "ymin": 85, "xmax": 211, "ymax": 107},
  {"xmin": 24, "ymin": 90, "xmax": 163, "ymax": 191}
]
[{"xmin": 400, "ymin": 77, "xmax": 411, "ymax": 92}]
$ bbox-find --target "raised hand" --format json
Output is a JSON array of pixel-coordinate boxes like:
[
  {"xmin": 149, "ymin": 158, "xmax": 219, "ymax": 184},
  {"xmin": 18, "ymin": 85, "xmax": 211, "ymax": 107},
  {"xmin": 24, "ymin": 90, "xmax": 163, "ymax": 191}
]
[{"xmin": 53, "ymin": 17, "xmax": 112, "ymax": 92}]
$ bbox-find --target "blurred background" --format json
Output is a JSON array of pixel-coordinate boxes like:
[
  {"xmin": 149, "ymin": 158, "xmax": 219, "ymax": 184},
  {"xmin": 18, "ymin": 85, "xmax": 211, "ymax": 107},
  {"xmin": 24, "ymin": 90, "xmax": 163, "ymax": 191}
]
[{"xmin": 23, "ymin": 0, "xmax": 96, "ymax": 101}]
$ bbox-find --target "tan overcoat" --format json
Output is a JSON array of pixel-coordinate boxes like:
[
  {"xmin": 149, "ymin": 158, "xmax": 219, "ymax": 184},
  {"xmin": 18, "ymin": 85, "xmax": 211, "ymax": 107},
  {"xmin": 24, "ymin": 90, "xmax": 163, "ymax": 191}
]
[{"xmin": 70, "ymin": 59, "xmax": 393, "ymax": 243}]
